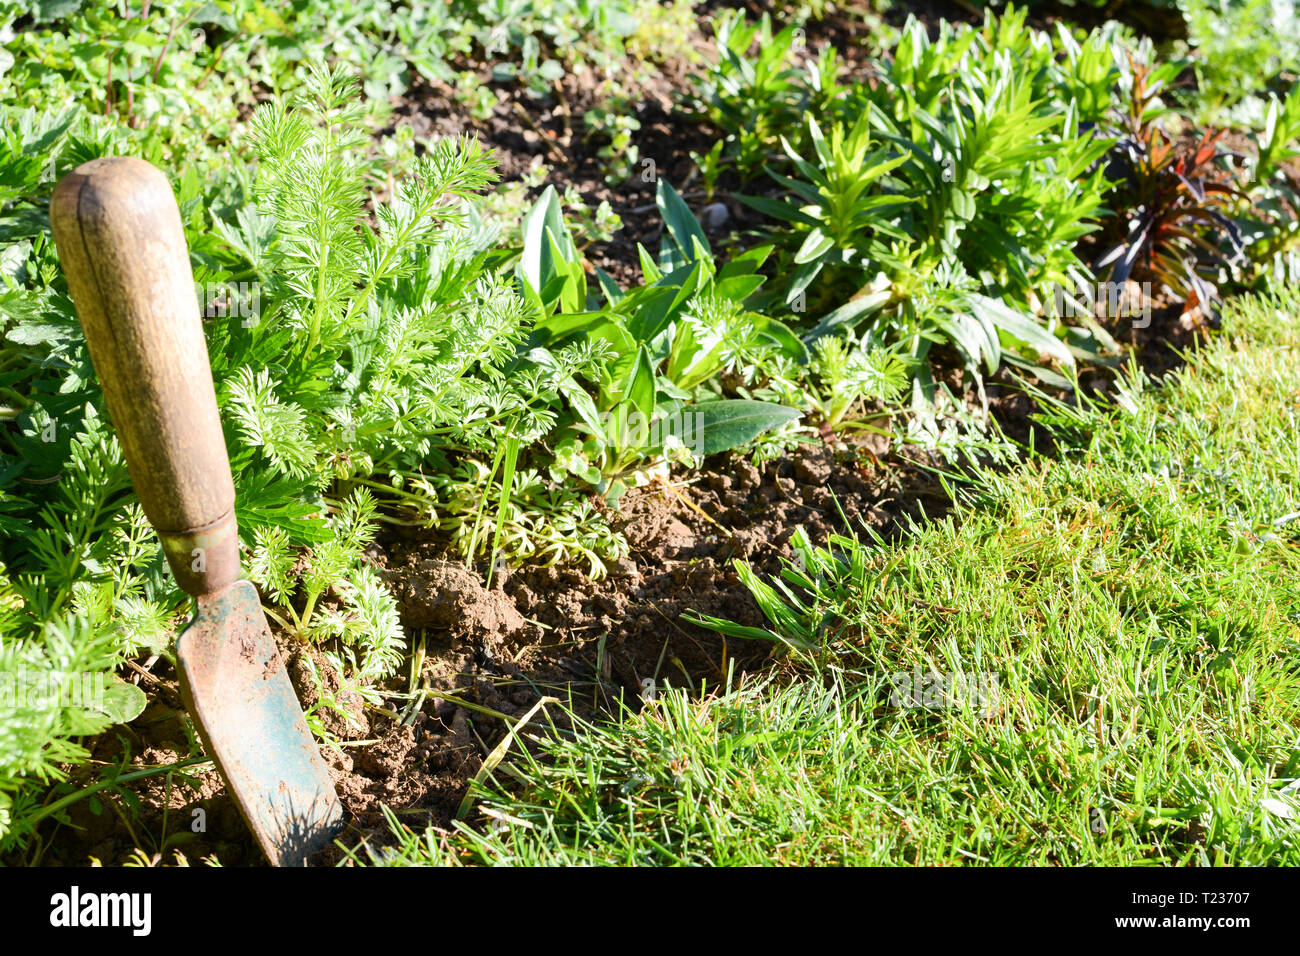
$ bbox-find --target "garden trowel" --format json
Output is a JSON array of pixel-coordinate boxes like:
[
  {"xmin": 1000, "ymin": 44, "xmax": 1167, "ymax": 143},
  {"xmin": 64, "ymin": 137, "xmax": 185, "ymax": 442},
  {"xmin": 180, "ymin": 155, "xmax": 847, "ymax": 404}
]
[{"xmin": 51, "ymin": 156, "xmax": 344, "ymax": 866}]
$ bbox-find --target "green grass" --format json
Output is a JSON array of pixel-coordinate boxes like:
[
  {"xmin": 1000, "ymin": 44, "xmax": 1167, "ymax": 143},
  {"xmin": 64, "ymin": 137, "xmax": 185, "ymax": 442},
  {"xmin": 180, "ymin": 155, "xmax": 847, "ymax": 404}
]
[{"xmin": 356, "ymin": 286, "xmax": 1300, "ymax": 866}]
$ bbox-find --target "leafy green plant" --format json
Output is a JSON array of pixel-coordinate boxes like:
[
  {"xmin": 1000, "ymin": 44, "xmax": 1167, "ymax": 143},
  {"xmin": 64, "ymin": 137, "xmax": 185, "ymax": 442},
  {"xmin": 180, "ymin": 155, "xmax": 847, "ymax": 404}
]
[
  {"xmin": 583, "ymin": 100, "xmax": 640, "ymax": 185},
  {"xmin": 802, "ymin": 334, "xmax": 909, "ymax": 432},
  {"xmin": 746, "ymin": 113, "xmax": 1101, "ymax": 393},
  {"xmin": 462, "ymin": 0, "xmax": 643, "ymax": 96},
  {"xmin": 0, "ymin": 419, "xmax": 162, "ymax": 855},
  {"xmin": 0, "ymin": 610, "xmax": 151, "ymax": 853},
  {"xmin": 428, "ymin": 463, "xmax": 630, "ymax": 577},
  {"xmin": 1177, "ymin": 0, "xmax": 1300, "ymax": 124},
  {"xmin": 211, "ymin": 66, "xmax": 605, "ymax": 525},
  {"xmin": 513, "ymin": 181, "xmax": 802, "ymax": 501},
  {"xmin": 0, "ymin": 62, "xmax": 599, "ymax": 844},
  {"xmin": 1236, "ymin": 82, "xmax": 1300, "ymax": 267},
  {"xmin": 0, "ymin": 1, "xmax": 246, "ymax": 160},
  {"xmin": 690, "ymin": 10, "xmax": 844, "ymax": 183},
  {"xmin": 740, "ymin": 113, "xmax": 910, "ymax": 310},
  {"xmin": 712, "ymin": 9, "xmax": 1126, "ymax": 403},
  {"xmin": 1256, "ymin": 82, "xmax": 1300, "ymax": 184}
]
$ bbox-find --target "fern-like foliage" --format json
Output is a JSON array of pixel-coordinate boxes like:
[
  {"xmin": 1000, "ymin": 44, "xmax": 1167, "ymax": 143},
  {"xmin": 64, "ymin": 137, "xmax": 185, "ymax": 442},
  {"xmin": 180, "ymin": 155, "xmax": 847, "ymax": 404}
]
[
  {"xmin": 247, "ymin": 489, "xmax": 405, "ymax": 716},
  {"xmin": 211, "ymin": 63, "xmax": 600, "ymax": 509}
]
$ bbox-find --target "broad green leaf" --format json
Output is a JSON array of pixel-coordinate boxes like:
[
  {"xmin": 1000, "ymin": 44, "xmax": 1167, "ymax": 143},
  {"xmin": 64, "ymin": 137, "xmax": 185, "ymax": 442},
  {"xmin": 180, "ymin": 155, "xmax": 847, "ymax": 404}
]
[
  {"xmin": 685, "ymin": 400, "xmax": 802, "ymax": 456},
  {"xmin": 93, "ymin": 677, "xmax": 148, "ymax": 725},
  {"xmin": 748, "ymin": 314, "xmax": 810, "ymax": 363},
  {"xmin": 520, "ymin": 186, "xmax": 574, "ymax": 300},
  {"xmin": 718, "ymin": 244, "xmax": 773, "ymax": 278},
  {"xmin": 534, "ymin": 309, "xmax": 616, "ymax": 345},
  {"xmin": 736, "ymin": 194, "xmax": 821, "ymax": 229},
  {"xmin": 626, "ymin": 346, "xmax": 657, "ymax": 423},
  {"xmin": 624, "ymin": 285, "xmax": 683, "ymax": 345},
  {"xmin": 657, "ymin": 180, "xmax": 712, "ymax": 269},
  {"xmin": 637, "ymin": 243, "xmax": 662, "ymax": 283},
  {"xmin": 594, "ymin": 267, "xmax": 624, "ymax": 306},
  {"xmin": 808, "ymin": 287, "xmax": 892, "ymax": 339},
  {"xmin": 714, "ymin": 273, "xmax": 766, "ymax": 303},
  {"xmin": 968, "ymin": 293, "xmax": 1074, "ymax": 369},
  {"xmin": 794, "ymin": 228, "xmax": 835, "ymax": 266}
]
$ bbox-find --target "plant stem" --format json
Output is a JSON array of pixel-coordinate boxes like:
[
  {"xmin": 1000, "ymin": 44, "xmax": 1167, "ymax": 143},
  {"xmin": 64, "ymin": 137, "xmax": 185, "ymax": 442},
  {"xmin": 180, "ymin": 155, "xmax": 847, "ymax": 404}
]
[{"xmin": 24, "ymin": 756, "xmax": 213, "ymax": 834}]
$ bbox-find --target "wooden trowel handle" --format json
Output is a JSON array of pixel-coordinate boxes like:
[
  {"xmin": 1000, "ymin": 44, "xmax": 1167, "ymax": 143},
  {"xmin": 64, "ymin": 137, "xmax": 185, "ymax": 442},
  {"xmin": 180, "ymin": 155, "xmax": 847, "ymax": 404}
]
[{"xmin": 51, "ymin": 156, "xmax": 240, "ymax": 597}]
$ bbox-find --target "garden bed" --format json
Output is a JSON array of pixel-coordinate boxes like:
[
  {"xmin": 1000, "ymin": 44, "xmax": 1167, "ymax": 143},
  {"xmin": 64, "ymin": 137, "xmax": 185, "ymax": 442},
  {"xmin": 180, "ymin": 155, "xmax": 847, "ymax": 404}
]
[{"xmin": 4, "ymin": 0, "xmax": 1300, "ymax": 867}]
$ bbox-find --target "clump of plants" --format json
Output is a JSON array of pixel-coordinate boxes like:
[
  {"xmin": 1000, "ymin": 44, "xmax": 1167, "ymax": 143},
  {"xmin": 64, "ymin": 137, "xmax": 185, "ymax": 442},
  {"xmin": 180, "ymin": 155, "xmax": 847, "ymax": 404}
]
[
  {"xmin": 500, "ymin": 180, "xmax": 804, "ymax": 504},
  {"xmin": 1094, "ymin": 50, "xmax": 1246, "ymax": 322},
  {"xmin": 690, "ymin": 10, "xmax": 845, "ymax": 185},
  {"xmin": 1176, "ymin": 0, "xmax": 1300, "ymax": 126},
  {"xmin": 0, "ymin": 65, "xmax": 597, "ymax": 842},
  {"xmin": 727, "ymin": 10, "xmax": 1120, "ymax": 404},
  {"xmin": 1235, "ymin": 82, "xmax": 1300, "ymax": 274}
]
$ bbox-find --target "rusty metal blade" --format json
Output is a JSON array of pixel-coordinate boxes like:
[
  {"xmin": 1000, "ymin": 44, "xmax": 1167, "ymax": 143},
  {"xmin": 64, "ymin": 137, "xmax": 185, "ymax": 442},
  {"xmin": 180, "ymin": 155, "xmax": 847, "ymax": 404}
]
[{"xmin": 176, "ymin": 580, "xmax": 344, "ymax": 866}]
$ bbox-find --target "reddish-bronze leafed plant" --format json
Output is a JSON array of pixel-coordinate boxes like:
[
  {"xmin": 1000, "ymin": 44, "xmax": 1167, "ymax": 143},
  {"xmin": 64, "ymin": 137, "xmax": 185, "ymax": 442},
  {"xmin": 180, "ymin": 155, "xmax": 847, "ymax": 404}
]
[{"xmin": 1097, "ymin": 56, "xmax": 1246, "ymax": 320}]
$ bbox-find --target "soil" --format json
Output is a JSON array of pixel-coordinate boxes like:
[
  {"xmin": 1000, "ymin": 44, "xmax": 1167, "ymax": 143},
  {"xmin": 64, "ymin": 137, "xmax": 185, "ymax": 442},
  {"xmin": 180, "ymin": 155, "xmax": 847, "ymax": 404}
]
[
  {"xmin": 9, "ymin": 1, "xmax": 1239, "ymax": 867},
  {"xmin": 382, "ymin": 1, "xmax": 923, "ymax": 287},
  {"xmin": 387, "ymin": 31, "xmax": 719, "ymax": 289}
]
